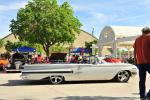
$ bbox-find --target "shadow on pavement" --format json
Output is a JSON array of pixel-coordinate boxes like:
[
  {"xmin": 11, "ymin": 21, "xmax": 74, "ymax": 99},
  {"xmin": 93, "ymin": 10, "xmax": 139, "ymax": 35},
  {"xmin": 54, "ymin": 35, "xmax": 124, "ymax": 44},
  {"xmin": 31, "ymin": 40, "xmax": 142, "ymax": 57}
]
[
  {"xmin": 0, "ymin": 80, "xmax": 50, "ymax": 86},
  {"xmin": 63, "ymin": 80, "xmax": 122, "ymax": 84},
  {"xmin": 0, "ymin": 80, "xmax": 125, "ymax": 86},
  {"xmin": 0, "ymin": 69, "xmax": 5, "ymax": 73},
  {"xmin": 0, "ymin": 96, "xmax": 140, "ymax": 100},
  {"xmin": 53, "ymin": 96, "xmax": 139, "ymax": 100}
]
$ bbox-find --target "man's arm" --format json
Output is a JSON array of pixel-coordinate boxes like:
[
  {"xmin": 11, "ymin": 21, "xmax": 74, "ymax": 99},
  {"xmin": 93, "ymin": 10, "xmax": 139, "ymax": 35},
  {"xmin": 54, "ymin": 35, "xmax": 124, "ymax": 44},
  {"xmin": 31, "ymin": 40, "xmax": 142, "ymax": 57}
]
[
  {"xmin": 134, "ymin": 48, "xmax": 137, "ymax": 64},
  {"xmin": 133, "ymin": 43, "xmax": 137, "ymax": 64}
]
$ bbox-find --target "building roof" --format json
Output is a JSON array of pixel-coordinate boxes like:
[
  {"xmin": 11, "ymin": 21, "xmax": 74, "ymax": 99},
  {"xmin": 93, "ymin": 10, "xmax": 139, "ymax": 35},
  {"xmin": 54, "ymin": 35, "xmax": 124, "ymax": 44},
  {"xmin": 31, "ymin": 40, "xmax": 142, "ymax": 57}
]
[
  {"xmin": 0, "ymin": 30, "xmax": 97, "ymax": 53},
  {"xmin": 101, "ymin": 26, "xmax": 143, "ymax": 38},
  {"xmin": 80, "ymin": 29, "xmax": 98, "ymax": 40},
  {"xmin": 99, "ymin": 25, "xmax": 144, "ymax": 57},
  {"xmin": 2, "ymin": 29, "xmax": 98, "ymax": 41},
  {"xmin": 110, "ymin": 26, "xmax": 143, "ymax": 37}
]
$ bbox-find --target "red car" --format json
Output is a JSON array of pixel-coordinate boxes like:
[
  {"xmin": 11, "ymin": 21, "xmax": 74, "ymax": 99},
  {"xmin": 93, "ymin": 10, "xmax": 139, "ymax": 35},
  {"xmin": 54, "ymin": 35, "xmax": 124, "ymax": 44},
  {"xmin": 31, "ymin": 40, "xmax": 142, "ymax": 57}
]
[
  {"xmin": 104, "ymin": 58, "xmax": 122, "ymax": 63},
  {"xmin": 0, "ymin": 58, "xmax": 9, "ymax": 70}
]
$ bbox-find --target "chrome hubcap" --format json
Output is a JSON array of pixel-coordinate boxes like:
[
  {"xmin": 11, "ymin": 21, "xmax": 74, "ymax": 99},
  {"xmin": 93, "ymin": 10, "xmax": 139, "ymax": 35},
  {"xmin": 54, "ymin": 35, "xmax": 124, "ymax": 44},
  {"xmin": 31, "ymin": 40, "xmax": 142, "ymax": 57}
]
[
  {"xmin": 118, "ymin": 71, "xmax": 129, "ymax": 82},
  {"xmin": 50, "ymin": 76, "xmax": 63, "ymax": 84}
]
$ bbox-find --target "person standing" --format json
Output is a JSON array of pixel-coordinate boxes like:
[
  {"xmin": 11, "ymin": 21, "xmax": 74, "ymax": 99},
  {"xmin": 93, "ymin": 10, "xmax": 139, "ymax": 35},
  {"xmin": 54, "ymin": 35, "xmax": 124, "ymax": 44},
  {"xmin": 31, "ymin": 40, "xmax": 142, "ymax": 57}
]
[
  {"xmin": 36, "ymin": 54, "xmax": 43, "ymax": 63},
  {"xmin": 134, "ymin": 27, "xmax": 150, "ymax": 100}
]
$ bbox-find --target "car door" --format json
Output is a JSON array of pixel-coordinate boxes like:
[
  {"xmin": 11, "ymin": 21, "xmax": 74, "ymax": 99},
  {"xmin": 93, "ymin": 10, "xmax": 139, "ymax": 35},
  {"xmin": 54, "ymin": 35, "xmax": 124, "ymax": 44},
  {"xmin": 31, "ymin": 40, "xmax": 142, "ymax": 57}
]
[
  {"xmin": 91, "ymin": 64, "xmax": 119, "ymax": 80},
  {"xmin": 77, "ymin": 56, "xmax": 119, "ymax": 81},
  {"xmin": 77, "ymin": 56, "xmax": 103, "ymax": 80},
  {"xmin": 78, "ymin": 63, "xmax": 120, "ymax": 81}
]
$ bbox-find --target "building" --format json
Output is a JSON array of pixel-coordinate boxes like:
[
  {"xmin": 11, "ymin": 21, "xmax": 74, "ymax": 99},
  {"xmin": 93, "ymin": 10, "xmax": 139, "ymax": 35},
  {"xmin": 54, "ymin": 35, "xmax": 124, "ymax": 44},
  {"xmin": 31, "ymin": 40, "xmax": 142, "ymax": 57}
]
[
  {"xmin": 0, "ymin": 30, "xmax": 97, "ymax": 53},
  {"xmin": 0, "ymin": 34, "xmax": 18, "ymax": 53},
  {"xmin": 98, "ymin": 26, "xmax": 143, "ymax": 57}
]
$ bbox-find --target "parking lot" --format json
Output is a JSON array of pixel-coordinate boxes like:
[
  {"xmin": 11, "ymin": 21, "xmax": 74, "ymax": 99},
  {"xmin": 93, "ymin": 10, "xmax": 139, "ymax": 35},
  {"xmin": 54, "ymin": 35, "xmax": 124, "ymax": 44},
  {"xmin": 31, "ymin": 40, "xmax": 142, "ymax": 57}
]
[{"xmin": 0, "ymin": 72, "xmax": 150, "ymax": 100}]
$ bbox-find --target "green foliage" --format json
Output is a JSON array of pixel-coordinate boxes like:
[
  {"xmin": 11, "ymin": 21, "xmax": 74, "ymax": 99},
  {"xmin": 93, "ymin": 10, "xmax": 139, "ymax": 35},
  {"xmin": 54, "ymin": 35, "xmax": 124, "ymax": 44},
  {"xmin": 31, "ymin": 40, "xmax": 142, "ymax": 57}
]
[
  {"xmin": 85, "ymin": 40, "xmax": 97, "ymax": 55},
  {"xmin": 10, "ymin": 0, "xmax": 82, "ymax": 56},
  {"xmin": 117, "ymin": 49, "xmax": 128, "ymax": 56},
  {"xmin": 5, "ymin": 41, "xmax": 15, "ymax": 52},
  {"xmin": 5, "ymin": 41, "xmax": 29, "ymax": 52},
  {"xmin": 29, "ymin": 43, "xmax": 43, "ymax": 54},
  {"xmin": 5, "ymin": 41, "xmax": 43, "ymax": 53},
  {"xmin": 107, "ymin": 48, "xmax": 113, "ymax": 54},
  {"xmin": 85, "ymin": 40, "xmax": 97, "ymax": 51},
  {"xmin": 50, "ymin": 44, "xmax": 67, "ymax": 53},
  {"xmin": 0, "ymin": 39, "xmax": 4, "ymax": 48},
  {"xmin": 85, "ymin": 40, "xmax": 97, "ymax": 50}
]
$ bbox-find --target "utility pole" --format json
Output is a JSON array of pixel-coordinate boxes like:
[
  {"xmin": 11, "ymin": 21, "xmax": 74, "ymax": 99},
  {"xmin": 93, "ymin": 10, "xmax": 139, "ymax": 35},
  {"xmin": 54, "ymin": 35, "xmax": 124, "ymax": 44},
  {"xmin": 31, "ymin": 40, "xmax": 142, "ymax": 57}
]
[{"xmin": 92, "ymin": 27, "xmax": 94, "ymax": 36}]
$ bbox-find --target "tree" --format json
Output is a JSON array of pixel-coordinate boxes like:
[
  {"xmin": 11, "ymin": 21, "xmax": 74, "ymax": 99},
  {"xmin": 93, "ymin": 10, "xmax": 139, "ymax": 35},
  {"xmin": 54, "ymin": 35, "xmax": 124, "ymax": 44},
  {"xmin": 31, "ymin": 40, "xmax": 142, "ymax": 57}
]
[
  {"xmin": 85, "ymin": 40, "xmax": 97, "ymax": 50},
  {"xmin": 0, "ymin": 39, "xmax": 4, "ymax": 48},
  {"xmin": 50, "ymin": 44, "xmax": 67, "ymax": 53},
  {"xmin": 29, "ymin": 43, "xmax": 43, "ymax": 54},
  {"xmin": 5, "ymin": 41, "xmax": 29, "ymax": 52},
  {"xmin": 5, "ymin": 41, "xmax": 14, "ymax": 52},
  {"xmin": 10, "ymin": 0, "xmax": 82, "ymax": 56},
  {"xmin": 85, "ymin": 40, "xmax": 97, "ymax": 55},
  {"xmin": 5, "ymin": 40, "xmax": 43, "ymax": 53}
]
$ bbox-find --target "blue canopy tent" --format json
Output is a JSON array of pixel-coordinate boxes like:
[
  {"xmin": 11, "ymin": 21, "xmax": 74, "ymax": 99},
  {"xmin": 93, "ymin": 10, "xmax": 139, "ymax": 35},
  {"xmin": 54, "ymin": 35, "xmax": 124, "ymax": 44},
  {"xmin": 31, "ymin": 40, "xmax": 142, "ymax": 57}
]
[
  {"xmin": 12, "ymin": 46, "xmax": 36, "ymax": 52},
  {"xmin": 70, "ymin": 48, "xmax": 91, "ymax": 53}
]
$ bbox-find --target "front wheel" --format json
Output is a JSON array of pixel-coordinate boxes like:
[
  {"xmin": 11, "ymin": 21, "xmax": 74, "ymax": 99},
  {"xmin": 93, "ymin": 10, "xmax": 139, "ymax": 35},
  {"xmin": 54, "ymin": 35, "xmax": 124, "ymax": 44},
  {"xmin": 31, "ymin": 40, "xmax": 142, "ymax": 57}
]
[
  {"xmin": 50, "ymin": 76, "xmax": 64, "ymax": 84},
  {"xmin": 115, "ymin": 70, "xmax": 130, "ymax": 82}
]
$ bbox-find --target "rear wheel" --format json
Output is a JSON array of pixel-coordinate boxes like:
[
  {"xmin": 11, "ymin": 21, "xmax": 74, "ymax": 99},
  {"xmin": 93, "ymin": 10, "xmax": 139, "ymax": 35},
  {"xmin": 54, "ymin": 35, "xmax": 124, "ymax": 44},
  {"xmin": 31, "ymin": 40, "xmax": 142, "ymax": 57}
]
[
  {"xmin": 115, "ymin": 70, "xmax": 130, "ymax": 82},
  {"xmin": 50, "ymin": 76, "xmax": 64, "ymax": 84}
]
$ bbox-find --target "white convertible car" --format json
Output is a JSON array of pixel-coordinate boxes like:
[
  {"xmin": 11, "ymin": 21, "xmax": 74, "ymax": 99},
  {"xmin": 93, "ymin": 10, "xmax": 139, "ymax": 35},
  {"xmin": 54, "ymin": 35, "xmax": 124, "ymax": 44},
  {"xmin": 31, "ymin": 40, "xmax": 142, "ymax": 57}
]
[{"xmin": 21, "ymin": 56, "xmax": 137, "ymax": 84}]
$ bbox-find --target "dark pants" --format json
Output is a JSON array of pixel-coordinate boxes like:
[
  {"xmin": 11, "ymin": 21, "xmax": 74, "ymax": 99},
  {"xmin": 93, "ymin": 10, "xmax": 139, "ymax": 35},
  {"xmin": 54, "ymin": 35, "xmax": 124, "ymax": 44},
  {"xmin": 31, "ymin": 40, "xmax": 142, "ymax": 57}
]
[{"xmin": 137, "ymin": 64, "xmax": 150, "ymax": 98}]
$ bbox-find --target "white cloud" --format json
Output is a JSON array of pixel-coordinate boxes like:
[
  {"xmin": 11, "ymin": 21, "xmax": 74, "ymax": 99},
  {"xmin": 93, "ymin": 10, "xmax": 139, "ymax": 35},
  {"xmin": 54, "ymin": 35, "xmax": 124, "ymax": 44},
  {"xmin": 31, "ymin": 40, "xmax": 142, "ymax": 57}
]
[{"xmin": 0, "ymin": 1, "xmax": 27, "ymax": 12}]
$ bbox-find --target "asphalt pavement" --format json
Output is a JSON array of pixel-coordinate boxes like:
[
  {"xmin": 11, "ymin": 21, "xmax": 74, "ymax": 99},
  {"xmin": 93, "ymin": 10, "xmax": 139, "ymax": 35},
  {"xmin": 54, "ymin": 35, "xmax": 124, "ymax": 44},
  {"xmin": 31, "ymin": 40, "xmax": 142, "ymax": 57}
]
[{"xmin": 0, "ymin": 72, "xmax": 150, "ymax": 100}]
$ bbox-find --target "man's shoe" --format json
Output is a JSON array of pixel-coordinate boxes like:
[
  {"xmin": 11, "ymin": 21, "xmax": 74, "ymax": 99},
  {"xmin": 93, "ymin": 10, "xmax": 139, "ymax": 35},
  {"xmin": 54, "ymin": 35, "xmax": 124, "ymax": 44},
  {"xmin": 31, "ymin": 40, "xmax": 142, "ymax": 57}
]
[
  {"xmin": 146, "ymin": 97, "xmax": 150, "ymax": 100},
  {"xmin": 146, "ymin": 93, "xmax": 150, "ymax": 100}
]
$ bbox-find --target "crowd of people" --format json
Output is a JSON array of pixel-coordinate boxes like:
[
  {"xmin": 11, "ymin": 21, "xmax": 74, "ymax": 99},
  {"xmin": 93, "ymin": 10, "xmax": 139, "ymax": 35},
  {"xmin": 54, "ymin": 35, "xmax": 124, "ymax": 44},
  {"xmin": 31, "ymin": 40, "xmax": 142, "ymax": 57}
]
[
  {"xmin": 66, "ymin": 55, "xmax": 89, "ymax": 64},
  {"xmin": 0, "ymin": 52, "xmax": 136, "ymax": 65},
  {"xmin": 32, "ymin": 54, "xmax": 89, "ymax": 64}
]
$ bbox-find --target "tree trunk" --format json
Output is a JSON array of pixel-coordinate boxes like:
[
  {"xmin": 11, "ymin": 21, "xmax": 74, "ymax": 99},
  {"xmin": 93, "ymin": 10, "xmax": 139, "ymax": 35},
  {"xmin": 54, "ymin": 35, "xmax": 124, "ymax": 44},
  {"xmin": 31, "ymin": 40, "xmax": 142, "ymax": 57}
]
[
  {"xmin": 45, "ymin": 48, "xmax": 50, "ymax": 57},
  {"xmin": 43, "ymin": 44, "xmax": 50, "ymax": 57}
]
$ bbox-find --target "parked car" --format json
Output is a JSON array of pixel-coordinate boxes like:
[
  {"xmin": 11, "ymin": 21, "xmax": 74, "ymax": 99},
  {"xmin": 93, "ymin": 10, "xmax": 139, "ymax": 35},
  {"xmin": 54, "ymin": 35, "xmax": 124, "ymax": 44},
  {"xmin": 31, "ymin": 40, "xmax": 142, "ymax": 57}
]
[
  {"xmin": 0, "ymin": 58, "xmax": 9, "ymax": 70},
  {"xmin": 49, "ymin": 53, "xmax": 67, "ymax": 63},
  {"xmin": 21, "ymin": 55, "xmax": 137, "ymax": 84},
  {"xmin": 104, "ymin": 58, "xmax": 122, "ymax": 63},
  {"xmin": 8, "ymin": 53, "xmax": 26, "ymax": 70}
]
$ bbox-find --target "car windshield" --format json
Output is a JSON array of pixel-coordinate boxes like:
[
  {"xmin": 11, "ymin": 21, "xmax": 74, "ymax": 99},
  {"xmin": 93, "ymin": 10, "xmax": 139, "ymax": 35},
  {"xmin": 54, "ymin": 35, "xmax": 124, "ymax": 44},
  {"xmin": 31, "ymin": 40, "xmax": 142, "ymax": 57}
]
[
  {"xmin": 98, "ymin": 57, "xmax": 108, "ymax": 64},
  {"xmin": 85, "ymin": 56, "xmax": 108, "ymax": 64}
]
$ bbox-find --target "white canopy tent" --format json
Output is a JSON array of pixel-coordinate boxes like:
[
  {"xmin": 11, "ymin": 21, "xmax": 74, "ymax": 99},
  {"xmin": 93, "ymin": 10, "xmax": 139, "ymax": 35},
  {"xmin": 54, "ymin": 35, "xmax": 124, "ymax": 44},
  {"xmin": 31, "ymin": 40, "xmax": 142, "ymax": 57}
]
[{"xmin": 98, "ymin": 26, "xmax": 143, "ymax": 57}]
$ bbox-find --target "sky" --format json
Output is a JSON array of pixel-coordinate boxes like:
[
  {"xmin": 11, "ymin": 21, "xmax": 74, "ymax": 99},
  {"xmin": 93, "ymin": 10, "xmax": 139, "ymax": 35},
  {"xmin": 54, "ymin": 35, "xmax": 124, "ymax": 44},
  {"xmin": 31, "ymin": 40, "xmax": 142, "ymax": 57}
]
[{"xmin": 1, "ymin": 0, "xmax": 150, "ymax": 38}]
